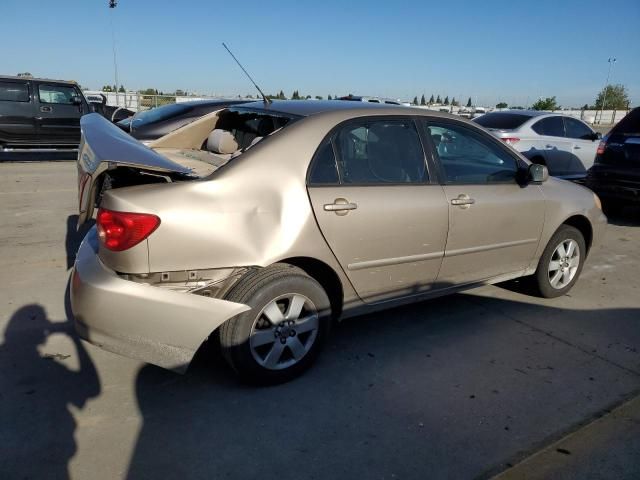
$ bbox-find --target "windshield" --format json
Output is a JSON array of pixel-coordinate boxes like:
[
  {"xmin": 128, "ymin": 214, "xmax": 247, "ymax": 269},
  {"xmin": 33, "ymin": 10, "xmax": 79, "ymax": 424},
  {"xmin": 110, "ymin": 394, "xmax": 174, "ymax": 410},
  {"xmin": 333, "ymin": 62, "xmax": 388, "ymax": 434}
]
[
  {"xmin": 131, "ymin": 103, "xmax": 193, "ymax": 128},
  {"xmin": 474, "ymin": 112, "xmax": 531, "ymax": 130}
]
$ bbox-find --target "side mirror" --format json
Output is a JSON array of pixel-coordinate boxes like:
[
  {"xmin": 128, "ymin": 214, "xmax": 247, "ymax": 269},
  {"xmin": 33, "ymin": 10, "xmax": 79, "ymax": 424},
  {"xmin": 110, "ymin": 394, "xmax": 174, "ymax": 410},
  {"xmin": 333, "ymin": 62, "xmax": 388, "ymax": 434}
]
[
  {"xmin": 592, "ymin": 131, "xmax": 602, "ymax": 141},
  {"xmin": 70, "ymin": 95, "xmax": 83, "ymax": 105},
  {"xmin": 529, "ymin": 163, "xmax": 548, "ymax": 183}
]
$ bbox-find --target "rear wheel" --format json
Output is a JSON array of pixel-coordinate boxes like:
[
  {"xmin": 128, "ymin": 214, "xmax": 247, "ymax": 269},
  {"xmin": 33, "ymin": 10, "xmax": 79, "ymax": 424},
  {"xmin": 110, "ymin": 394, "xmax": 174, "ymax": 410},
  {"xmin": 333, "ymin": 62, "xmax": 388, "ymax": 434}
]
[
  {"xmin": 219, "ymin": 264, "xmax": 331, "ymax": 384},
  {"xmin": 533, "ymin": 225, "xmax": 586, "ymax": 298}
]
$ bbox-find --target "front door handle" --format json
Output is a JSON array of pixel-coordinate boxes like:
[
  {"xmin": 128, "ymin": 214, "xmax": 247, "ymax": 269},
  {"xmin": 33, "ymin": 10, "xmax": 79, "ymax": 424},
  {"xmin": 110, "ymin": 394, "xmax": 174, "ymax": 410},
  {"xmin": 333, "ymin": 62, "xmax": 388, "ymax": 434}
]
[
  {"xmin": 324, "ymin": 198, "xmax": 357, "ymax": 216},
  {"xmin": 451, "ymin": 194, "xmax": 475, "ymax": 209},
  {"xmin": 573, "ymin": 145, "xmax": 581, "ymax": 149},
  {"xmin": 40, "ymin": 106, "xmax": 52, "ymax": 113}
]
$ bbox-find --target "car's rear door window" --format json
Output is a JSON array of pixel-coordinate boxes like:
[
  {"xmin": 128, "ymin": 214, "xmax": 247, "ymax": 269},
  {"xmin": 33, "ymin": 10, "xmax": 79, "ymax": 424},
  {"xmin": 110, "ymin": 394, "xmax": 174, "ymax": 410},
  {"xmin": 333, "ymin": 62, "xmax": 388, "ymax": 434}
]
[
  {"xmin": 334, "ymin": 119, "xmax": 428, "ymax": 184},
  {"xmin": 308, "ymin": 139, "xmax": 340, "ymax": 184},
  {"xmin": 425, "ymin": 122, "xmax": 519, "ymax": 184},
  {"xmin": 0, "ymin": 81, "xmax": 29, "ymax": 102},
  {"xmin": 564, "ymin": 118, "xmax": 594, "ymax": 140},
  {"xmin": 38, "ymin": 84, "xmax": 78, "ymax": 104},
  {"xmin": 532, "ymin": 116, "xmax": 565, "ymax": 137}
]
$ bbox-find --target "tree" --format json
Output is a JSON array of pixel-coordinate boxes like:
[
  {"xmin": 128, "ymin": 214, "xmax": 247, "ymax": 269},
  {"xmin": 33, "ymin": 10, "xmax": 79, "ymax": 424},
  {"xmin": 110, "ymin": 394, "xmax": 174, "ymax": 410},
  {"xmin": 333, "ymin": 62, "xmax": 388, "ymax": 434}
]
[
  {"xmin": 429, "ymin": 94, "xmax": 435, "ymax": 104},
  {"xmin": 420, "ymin": 94, "xmax": 426, "ymax": 106},
  {"xmin": 531, "ymin": 96, "xmax": 558, "ymax": 111},
  {"xmin": 102, "ymin": 85, "xmax": 112, "ymax": 92},
  {"xmin": 315, "ymin": 95, "xmax": 323, "ymax": 100},
  {"xmin": 328, "ymin": 94, "xmax": 332, "ymax": 100},
  {"xmin": 291, "ymin": 90, "xmax": 300, "ymax": 100},
  {"xmin": 436, "ymin": 95, "xmax": 441, "ymax": 104},
  {"xmin": 444, "ymin": 96, "xmax": 449, "ymax": 105},
  {"xmin": 594, "ymin": 84, "xmax": 629, "ymax": 110},
  {"xmin": 412, "ymin": 96, "xmax": 418, "ymax": 105},
  {"xmin": 581, "ymin": 104, "xmax": 589, "ymax": 110},
  {"xmin": 17, "ymin": 72, "xmax": 33, "ymax": 78},
  {"xmin": 451, "ymin": 97, "xmax": 459, "ymax": 107},
  {"xmin": 118, "ymin": 85, "xmax": 125, "ymax": 93},
  {"xmin": 466, "ymin": 97, "xmax": 472, "ymax": 108},
  {"xmin": 278, "ymin": 90, "xmax": 286, "ymax": 100},
  {"xmin": 495, "ymin": 102, "xmax": 508, "ymax": 109}
]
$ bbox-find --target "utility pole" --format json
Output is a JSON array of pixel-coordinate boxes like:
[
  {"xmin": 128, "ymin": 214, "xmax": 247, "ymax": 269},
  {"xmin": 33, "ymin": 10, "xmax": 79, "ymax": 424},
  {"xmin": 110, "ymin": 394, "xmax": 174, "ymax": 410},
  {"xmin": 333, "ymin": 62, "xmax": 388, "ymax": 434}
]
[
  {"xmin": 598, "ymin": 57, "xmax": 616, "ymax": 124},
  {"xmin": 109, "ymin": 0, "xmax": 120, "ymax": 106}
]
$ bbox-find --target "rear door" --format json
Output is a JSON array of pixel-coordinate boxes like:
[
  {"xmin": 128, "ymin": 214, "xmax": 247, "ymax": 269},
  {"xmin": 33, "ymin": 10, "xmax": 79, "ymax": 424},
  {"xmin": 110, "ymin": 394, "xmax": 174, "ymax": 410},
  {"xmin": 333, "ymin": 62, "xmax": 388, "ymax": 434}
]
[
  {"xmin": 531, "ymin": 116, "xmax": 574, "ymax": 175},
  {"xmin": 307, "ymin": 117, "xmax": 449, "ymax": 303},
  {"xmin": 35, "ymin": 82, "xmax": 85, "ymax": 144},
  {"xmin": 0, "ymin": 79, "xmax": 36, "ymax": 145},
  {"xmin": 423, "ymin": 120, "xmax": 545, "ymax": 285},
  {"xmin": 563, "ymin": 117, "xmax": 598, "ymax": 173}
]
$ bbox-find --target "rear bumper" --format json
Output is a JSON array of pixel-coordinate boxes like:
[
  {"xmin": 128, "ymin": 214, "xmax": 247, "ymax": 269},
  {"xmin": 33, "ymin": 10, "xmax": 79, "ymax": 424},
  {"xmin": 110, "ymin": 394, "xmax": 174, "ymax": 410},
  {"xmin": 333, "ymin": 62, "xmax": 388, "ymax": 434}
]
[
  {"xmin": 587, "ymin": 169, "xmax": 640, "ymax": 204},
  {"xmin": 71, "ymin": 228, "xmax": 250, "ymax": 373}
]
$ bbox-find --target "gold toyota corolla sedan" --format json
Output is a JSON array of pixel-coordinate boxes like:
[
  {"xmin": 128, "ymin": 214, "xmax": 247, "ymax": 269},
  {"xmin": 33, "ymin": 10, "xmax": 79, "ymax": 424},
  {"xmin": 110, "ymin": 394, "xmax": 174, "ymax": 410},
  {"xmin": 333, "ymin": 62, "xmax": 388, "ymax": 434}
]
[{"xmin": 71, "ymin": 100, "xmax": 607, "ymax": 383}]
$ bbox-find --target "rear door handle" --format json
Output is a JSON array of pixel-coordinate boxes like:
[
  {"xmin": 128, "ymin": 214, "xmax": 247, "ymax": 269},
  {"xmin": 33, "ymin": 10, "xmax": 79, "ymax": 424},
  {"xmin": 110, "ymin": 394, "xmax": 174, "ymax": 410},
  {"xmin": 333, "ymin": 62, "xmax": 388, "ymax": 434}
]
[
  {"xmin": 40, "ymin": 106, "xmax": 52, "ymax": 112},
  {"xmin": 573, "ymin": 145, "xmax": 581, "ymax": 149},
  {"xmin": 324, "ymin": 198, "xmax": 357, "ymax": 216},
  {"xmin": 451, "ymin": 194, "xmax": 475, "ymax": 209}
]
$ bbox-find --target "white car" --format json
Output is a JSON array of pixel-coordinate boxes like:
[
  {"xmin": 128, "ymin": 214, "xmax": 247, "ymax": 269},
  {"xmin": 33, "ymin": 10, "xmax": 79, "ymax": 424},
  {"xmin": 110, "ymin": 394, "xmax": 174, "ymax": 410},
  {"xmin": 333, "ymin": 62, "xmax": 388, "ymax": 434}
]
[{"xmin": 474, "ymin": 111, "xmax": 600, "ymax": 178}]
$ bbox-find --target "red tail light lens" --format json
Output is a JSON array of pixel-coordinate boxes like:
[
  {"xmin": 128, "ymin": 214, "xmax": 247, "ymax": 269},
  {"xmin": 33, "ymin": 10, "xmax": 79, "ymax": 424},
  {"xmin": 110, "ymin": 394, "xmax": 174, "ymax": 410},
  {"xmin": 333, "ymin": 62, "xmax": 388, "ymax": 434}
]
[
  {"xmin": 596, "ymin": 140, "xmax": 607, "ymax": 155},
  {"xmin": 501, "ymin": 137, "xmax": 520, "ymax": 146},
  {"xmin": 96, "ymin": 208, "xmax": 160, "ymax": 251}
]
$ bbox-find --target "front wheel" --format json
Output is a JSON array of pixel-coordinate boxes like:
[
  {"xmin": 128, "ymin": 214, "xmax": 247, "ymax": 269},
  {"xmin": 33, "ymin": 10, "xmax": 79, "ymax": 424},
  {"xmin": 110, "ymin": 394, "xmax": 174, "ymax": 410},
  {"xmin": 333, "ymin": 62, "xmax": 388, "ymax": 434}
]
[
  {"xmin": 219, "ymin": 264, "xmax": 331, "ymax": 384},
  {"xmin": 533, "ymin": 225, "xmax": 586, "ymax": 298}
]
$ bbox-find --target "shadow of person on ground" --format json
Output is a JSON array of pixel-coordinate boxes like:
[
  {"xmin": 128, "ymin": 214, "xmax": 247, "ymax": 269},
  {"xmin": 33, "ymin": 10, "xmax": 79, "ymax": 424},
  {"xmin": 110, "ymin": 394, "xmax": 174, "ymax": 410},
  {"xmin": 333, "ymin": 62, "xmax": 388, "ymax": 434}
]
[
  {"xmin": 65, "ymin": 214, "xmax": 95, "ymax": 269},
  {"xmin": 0, "ymin": 299, "xmax": 100, "ymax": 479},
  {"xmin": 125, "ymin": 293, "xmax": 640, "ymax": 480}
]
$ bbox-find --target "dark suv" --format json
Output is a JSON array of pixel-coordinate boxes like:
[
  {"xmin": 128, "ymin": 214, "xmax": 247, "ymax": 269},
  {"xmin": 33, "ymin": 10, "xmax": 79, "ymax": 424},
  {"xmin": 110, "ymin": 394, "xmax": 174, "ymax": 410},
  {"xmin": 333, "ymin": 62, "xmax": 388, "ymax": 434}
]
[
  {"xmin": 586, "ymin": 108, "xmax": 640, "ymax": 215},
  {"xmin": 0, "ymin": 75, "xmax": 90, "ymax": 149}
]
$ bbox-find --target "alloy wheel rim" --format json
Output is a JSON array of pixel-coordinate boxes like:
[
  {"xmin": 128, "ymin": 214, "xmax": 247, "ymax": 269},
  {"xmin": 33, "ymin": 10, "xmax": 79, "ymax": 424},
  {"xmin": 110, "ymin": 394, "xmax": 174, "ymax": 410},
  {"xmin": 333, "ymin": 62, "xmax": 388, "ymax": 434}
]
[
  {"xmin": 548, "ymin": 239, "xmax": 580, "ymax": 289},
  {"xmin": 249, "ymin": 293, "xmax": 319, "ymax": 370}
]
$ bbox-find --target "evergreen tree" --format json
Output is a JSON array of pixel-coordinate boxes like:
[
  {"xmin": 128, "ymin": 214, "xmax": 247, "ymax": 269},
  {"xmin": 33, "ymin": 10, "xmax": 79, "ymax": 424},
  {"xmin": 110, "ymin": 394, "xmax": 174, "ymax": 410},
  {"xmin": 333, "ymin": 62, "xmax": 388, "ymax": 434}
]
[
  {"xmin": 466, "ymin": 97, "xmax": 472, "ymax": 107},
  {"xmin": 413, "ymin": 96, "xmax": 418, "ymax": 105},
  {"xmin": 444, "ymin": 96, "xmax": 449, "ymax": 105},
  {"xmin": 328, "ymin": 94, "xmax": 332, "ymax": 100},
  {"xmin": 436, "ymin": 95, "xmax": 441, "ymax": 103},
  {"xmin": 429, "ymin": 94, "xmax": 435, "ymax": 104},
  {"xmin": 451, "ymin": 97, "xmax": 458, "ymax": 106},
  {"xmin": 420, "ymin": 94, "xmax": 426, "ymax": 106},
  {"xmin": 278, "ymin": 90, "xmax": 286, "ymax": 100}
]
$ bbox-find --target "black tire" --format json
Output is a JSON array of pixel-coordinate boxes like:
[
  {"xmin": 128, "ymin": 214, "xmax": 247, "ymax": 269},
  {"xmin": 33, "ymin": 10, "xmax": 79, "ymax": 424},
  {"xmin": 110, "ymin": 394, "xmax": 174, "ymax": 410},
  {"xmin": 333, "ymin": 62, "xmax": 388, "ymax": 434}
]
[
  {"xmin": 533, "ymin": 225, "xmax": 586, "ymax": 298},
  {"xmin": 219, "ymin": 263, "xmax": 331, "ymax": 384}
]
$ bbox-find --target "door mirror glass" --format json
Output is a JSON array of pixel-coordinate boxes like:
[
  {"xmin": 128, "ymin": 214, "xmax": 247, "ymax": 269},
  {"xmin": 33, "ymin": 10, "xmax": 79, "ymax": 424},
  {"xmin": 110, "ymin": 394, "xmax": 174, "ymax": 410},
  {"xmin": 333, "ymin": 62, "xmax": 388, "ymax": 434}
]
[
  {"xmin": 70, "ymin": 95, "xmax": 83, "ymax": 105},
  {"xmin": 529, "ymin": 163, "xmax": 548, "ymax": 183}
]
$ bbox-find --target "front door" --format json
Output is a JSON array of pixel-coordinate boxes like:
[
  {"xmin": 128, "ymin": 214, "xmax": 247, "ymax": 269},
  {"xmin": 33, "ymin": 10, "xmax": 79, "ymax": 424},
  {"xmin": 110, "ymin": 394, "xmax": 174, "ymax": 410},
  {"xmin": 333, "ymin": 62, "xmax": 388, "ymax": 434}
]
[
  {"xmin": 563, "ymin": 117, "xmax": 598, "ymax": 172},
  {"xmin": 307, "ymin": 118, "xmax": 449, "ymax": 303},
  {"xmin": 35, "ymin": 82, "xmax": 84, "ymax": 144},
  {"xmin": 424, "ymin": 120, "xmax": 545, "ymax": 285}
]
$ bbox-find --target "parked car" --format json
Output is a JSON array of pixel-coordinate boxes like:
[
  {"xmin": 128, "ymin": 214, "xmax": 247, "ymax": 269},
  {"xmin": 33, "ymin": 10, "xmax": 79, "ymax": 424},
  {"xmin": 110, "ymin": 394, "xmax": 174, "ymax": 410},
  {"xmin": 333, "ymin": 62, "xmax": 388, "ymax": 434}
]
[
  {"xmin": 473, "ymin": 111, "xmax": 601, "ymax": 179},
  {"xmin": 116, "ymin": 99, "xmax": 252, "ymax": 143},
  {"xmin": 338, "ymin": 95, "xmax": 403, "ymax": 105},
  {"xmin": 71, "ymin": 101, "xmax": 606, "ymax": 384},
  {"xmin": 586, "ymin": 107, "xmax": 640, "ymax": 215},
  {"xmin": 0, "ymin": 75, "xmax": 90, "ymax": 149},
  {"xmin": 86, "ymin": 93, "xmax": 135, "ymax": 123}
]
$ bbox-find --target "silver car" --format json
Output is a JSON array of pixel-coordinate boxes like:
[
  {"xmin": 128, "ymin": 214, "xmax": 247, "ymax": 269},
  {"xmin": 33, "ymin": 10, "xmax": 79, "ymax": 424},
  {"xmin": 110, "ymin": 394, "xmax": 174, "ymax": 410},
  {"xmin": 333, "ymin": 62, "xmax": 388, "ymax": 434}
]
[
  {"xmin": 71, "ymin": 101, "xmax": 606, "ymax": 384},
  {"xmin": 473, "ymin": 111, "xmax": 601, "ymax": 179}
]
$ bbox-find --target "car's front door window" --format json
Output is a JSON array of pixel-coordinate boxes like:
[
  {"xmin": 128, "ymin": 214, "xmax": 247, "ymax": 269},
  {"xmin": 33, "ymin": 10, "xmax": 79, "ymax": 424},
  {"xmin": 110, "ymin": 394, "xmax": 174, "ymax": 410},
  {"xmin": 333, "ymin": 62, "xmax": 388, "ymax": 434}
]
[
  {"xmin": 564, "ymin": 117, "xmax": 594, "ymax": 140},
  {"xmin": 425, "ymin": 123, "xmax": 519, "ymax": 184},
  {"xmin": 38, "ymin": 84, "xmax": 78, "ymax": 105}
]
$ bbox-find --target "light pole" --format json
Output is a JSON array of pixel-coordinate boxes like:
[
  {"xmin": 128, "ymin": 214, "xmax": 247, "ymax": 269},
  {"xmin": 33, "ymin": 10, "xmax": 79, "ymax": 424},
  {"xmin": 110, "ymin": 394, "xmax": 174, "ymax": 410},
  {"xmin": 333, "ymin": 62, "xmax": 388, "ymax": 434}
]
[
  {"xmin": 598, "ymin": 57, "xmax": 616, "ymax": 124},
  {"xmin": 109, "ymin": 0, "xmax": 120, "ymax": 106}
]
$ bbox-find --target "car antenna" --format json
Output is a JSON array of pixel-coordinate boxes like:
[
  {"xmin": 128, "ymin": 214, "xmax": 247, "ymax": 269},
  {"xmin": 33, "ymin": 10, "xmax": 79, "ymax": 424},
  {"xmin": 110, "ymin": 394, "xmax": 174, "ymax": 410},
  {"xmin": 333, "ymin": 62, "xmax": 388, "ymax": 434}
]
[{"xmin": 222, "ymin": 42, "xmax": 271, "ymax": 105}]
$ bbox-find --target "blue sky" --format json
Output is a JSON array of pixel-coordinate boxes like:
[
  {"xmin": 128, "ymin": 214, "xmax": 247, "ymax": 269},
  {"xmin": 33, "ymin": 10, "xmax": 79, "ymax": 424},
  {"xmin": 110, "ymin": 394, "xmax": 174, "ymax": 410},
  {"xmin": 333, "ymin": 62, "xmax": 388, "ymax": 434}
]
[{"xmin": 4, "ymin": 0, "xmax": 639, "ymax": 107}]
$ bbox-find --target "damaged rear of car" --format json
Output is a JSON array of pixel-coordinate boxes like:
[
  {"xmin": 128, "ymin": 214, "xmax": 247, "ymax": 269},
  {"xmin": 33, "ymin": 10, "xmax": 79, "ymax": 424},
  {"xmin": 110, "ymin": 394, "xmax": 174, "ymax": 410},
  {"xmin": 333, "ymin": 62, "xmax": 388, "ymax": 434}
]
[{"xmin": 72, "ymin": 105, "xmax": 305, "ymax": 373}]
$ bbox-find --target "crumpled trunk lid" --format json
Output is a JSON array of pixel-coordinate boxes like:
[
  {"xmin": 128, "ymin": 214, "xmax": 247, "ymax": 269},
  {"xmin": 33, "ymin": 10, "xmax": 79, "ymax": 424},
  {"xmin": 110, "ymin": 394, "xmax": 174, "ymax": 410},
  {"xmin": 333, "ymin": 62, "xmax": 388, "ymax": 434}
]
[{"xmin": 77, "ymin": 113, "xmax": 192, "ymax": 227}]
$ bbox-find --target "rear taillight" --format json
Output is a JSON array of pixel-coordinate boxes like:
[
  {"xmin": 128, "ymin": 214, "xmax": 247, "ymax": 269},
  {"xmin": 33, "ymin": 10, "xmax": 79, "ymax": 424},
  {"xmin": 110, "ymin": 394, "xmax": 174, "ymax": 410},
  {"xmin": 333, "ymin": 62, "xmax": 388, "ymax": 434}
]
[
  {"xmin": 96, "ymin": 208, "xmax": 160, "ymax": 251},
  {"xmin": 501, "ymin": 137, "xmax": 520, "ymax": 146},
  {"xmin": 596, "ymin": 140, "xmax": 607, "ymax": 156}
]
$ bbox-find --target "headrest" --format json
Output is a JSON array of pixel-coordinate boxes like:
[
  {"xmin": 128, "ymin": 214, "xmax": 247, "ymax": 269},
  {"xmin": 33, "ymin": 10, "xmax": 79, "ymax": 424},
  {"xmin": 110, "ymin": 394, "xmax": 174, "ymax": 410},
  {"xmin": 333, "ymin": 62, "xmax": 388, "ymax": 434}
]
[{"xmin": 207, "ymin": 129, "xmax": 238, "ymax": 154}]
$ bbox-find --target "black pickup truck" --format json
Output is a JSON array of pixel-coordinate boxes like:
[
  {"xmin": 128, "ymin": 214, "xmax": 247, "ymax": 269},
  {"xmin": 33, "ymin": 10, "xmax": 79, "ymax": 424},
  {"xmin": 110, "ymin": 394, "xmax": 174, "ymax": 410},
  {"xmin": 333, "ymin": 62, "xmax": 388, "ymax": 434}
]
[{"xmin": 0, "ymin": 75, "xmax": 91, "ymax": 150}]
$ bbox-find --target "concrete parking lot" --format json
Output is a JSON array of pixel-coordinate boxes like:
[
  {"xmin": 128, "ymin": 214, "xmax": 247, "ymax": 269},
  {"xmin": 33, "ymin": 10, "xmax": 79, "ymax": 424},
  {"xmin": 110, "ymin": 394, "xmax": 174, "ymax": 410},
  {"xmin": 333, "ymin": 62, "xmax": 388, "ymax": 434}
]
[{"xmin": 1, "ymin": 161, "xmax": 639, "ymax": 479}]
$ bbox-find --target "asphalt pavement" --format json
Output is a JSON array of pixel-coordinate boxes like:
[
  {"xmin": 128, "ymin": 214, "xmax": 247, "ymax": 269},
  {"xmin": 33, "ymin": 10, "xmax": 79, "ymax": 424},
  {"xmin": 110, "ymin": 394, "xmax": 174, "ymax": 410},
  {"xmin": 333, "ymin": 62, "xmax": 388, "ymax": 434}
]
[{"xmin": 0, "ymin": 161, "xmax": 639, "ymax": 480}]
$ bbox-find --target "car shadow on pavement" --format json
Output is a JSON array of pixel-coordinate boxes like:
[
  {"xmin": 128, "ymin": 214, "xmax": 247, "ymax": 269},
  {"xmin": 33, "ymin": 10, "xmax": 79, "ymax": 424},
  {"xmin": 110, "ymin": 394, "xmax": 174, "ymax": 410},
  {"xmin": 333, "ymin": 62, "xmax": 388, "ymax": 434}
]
[
  {"xmin": 65, "ymin": 214, "xmax": 94, "ymax": 269},
  {"xmin": 124, "ymin": 294, "xmax": 640, "ymax": 480},
  {"xmin": 0, "ymin": 282, "xmax": 100, "ymax": 479}
]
